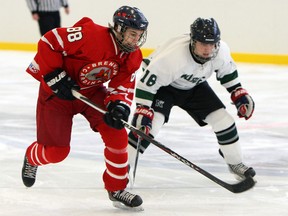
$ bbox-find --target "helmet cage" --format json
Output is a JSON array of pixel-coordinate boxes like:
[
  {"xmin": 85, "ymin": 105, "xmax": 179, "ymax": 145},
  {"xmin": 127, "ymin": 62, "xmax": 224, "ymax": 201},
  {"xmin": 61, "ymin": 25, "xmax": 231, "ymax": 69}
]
[
  {"xmin": 113, "ymin": 23, "xmax": 148, "ymax": 53},
  {"xmin": 191, "ymin": 40, "xmax": 220, "ymax": 64}
]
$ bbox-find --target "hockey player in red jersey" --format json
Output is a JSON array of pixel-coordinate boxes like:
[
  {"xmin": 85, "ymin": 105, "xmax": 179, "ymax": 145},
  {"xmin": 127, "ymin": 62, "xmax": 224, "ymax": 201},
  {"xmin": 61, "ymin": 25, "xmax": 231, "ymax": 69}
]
[{"xmin": 22, "ymin": 5, "xmax": 148, "ymax": 209}]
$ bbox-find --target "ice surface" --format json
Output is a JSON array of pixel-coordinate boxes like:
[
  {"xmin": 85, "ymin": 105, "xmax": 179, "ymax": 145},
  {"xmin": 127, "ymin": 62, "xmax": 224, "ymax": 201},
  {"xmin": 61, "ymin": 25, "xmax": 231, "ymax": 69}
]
[{"xmin": 0, "ymin": 51, "xmax": 287, "ymax": 215}]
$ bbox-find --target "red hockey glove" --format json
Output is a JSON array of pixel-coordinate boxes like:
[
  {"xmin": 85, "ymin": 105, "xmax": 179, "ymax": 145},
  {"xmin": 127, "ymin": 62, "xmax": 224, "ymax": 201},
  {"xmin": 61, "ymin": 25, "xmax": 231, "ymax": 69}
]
[
  {"xmin": 231, "ymin": 87, "xmax": 255, "ymax": 120},
  {"xmin": 131, "ymin": 105, "xmax": 154, "ymax": 136},
  {"xmin": 44, "ymin": 69, "xmax": 79, "ymax": 100},
  {"xmin": 103, "ymin": 100, "xmax": 130, "ymax": 129}
]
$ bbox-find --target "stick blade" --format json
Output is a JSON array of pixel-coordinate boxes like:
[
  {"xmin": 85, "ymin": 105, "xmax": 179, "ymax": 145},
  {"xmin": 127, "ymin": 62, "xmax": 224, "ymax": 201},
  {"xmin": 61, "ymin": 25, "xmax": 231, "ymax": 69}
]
[{"xmin": 228, "ymin": 176, "xmax": 256, "ymax": 193}]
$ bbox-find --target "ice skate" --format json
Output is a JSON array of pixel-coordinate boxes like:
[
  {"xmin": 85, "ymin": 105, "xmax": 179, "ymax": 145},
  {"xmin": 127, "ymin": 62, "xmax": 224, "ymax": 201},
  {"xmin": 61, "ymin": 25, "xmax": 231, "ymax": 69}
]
[
  {"xmin": 108, "ymin": 189, "xmax": 143, "ymax": 211},
  {"xmin": 22, "ymin": 156, "xmax": 38, "ymax": 187},
  {"xmin": 219, "ymin": 149, "xmax": 256, "ymax": 180},
  {"xmin": 228, "ymin": 163, "xmax": 256, "ymax": 180}
]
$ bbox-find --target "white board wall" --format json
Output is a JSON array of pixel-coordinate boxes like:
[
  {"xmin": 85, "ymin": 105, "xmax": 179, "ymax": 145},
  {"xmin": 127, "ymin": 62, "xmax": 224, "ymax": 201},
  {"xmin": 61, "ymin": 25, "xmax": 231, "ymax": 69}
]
[{"xmin": 0, "ymin": 0, "xmax": 287, "ymax": 54}]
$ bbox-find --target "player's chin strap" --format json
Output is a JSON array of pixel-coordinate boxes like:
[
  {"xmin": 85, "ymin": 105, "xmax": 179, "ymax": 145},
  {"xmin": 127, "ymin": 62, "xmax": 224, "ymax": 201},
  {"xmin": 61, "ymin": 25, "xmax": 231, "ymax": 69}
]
[{"xmin": 71, "ymin": 89, "xmax": 255, "ymax": 193}]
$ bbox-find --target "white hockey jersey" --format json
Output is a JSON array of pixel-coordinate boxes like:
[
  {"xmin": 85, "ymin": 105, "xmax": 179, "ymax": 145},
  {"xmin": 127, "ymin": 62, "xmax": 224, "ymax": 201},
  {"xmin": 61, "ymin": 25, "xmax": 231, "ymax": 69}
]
[{"xmin": 136, "ymin": 34, "xmax": 240, "ymax": 106}]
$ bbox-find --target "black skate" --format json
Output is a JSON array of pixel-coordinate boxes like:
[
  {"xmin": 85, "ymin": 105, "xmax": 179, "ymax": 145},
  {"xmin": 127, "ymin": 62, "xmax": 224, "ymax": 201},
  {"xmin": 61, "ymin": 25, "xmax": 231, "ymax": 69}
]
[
  {"xmin": 108, "ymin": 190, "xmax": 143, "ymax": 211},
  {"xmin": 228, "ymin": 163, "xmax": 256, "ymax": 180},
  {"xmin": 22, "ymin": 156, "xmax": 38, "ymax": 187}
]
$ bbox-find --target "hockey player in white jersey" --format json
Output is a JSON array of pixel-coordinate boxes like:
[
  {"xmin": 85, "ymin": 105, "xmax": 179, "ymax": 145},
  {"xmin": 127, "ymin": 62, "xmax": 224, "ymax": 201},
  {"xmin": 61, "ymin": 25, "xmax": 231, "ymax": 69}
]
[{"xmin": 128, "ymin": 17, "xmax": 256, "ymax": 180}]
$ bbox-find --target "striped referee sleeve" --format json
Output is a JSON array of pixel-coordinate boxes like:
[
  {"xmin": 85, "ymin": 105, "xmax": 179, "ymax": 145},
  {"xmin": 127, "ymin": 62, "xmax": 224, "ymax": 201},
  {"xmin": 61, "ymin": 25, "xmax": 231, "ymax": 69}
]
[{"xmin": 26, "ymin": 0, "xmax": 69, "ymax": 12}]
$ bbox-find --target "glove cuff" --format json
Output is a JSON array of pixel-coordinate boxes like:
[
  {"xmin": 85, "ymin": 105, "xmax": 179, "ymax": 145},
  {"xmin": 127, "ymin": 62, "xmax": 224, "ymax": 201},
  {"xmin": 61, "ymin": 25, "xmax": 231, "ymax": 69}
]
[
  {"xmin": 43, "ymin": 69, "xmax": 64, "ymax": 84},
  {"xmin": 107, "ymin": 100, "xmax": 130, "ymax": 112},
  {"xmin": 231, "ymin": 87, "xmax": 248, "ymax": 102},
  {"xmin": 135, "ymin": 105, "xmax": 154, "ymax": 119}
]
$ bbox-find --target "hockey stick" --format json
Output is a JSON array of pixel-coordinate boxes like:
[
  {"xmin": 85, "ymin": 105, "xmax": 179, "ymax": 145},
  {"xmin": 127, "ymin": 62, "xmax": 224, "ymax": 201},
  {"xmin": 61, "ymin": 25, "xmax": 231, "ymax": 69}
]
[
  {"xmin": 131, "ymin": 137, "xmax": 141, "ymax": 186},
  {"xmin": 71, "ymin": 89, "xmax": 255, "ymax": 193}
]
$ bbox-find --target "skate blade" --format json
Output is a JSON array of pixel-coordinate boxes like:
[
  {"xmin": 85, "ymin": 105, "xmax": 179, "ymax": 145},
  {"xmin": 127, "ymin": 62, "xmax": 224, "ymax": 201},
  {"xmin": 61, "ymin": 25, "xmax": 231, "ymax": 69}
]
[{"xmin": 112, "ymin": 201, "xmax": 144, "ymax": 211}]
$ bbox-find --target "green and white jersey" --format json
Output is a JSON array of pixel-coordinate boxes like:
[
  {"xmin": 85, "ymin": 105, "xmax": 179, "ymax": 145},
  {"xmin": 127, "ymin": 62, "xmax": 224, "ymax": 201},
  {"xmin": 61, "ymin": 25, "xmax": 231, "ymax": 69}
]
[{"xmin": 136, "ymin": 34, "xmax": 240, "ymax": 107}]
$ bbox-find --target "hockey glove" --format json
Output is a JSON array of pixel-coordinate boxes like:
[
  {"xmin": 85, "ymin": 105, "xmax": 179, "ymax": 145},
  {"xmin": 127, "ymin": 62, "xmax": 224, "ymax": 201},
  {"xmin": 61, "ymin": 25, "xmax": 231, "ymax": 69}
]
[
  {"xmin": 231, "ymin": 87, "xmax": 255, "ymax": 120},
  {"xmin": 104, "ymin": 100, "xmax": 130, "ymax": 129},
  {"xmin": 43, "ymin": 69, "xmax": 79, "ymax": 100},
  {"xmin": 131, "ymin": 105, "xmax": 154, "ymax": 136}
]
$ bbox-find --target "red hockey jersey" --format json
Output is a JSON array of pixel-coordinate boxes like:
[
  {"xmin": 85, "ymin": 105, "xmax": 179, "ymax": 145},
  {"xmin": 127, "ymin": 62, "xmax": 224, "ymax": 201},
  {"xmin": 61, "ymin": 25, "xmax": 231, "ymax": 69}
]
[{"xmin": 26, "ymin": 17, "xmax": 143, "ymax": 106}]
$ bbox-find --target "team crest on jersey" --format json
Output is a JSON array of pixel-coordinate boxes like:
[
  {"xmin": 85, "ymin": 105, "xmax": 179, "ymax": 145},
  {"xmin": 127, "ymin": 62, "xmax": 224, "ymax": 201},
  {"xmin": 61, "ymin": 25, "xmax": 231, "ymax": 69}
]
[{"xmin": 79, "ymin": 61, "xmax": 119, "ymax": 86}]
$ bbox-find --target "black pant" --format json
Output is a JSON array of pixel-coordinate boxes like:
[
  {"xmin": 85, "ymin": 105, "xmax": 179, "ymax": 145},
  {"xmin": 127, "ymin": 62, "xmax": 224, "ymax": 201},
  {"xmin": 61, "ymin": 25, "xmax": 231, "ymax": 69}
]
[
  {"xmin": 38, "ymin": 11, "xmax": 61, "ymax": 36},
  {"xmin": 151, "ymin": 81, "xmax": 225, "ymax": 126}
]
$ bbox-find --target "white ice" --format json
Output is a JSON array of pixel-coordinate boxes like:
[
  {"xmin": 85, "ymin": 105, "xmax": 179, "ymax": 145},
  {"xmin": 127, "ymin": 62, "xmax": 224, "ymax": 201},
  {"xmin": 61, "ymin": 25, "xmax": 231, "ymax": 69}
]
[{"xmin": 0, "ymin": 50, "xmax": 287, "ymax": 216}]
